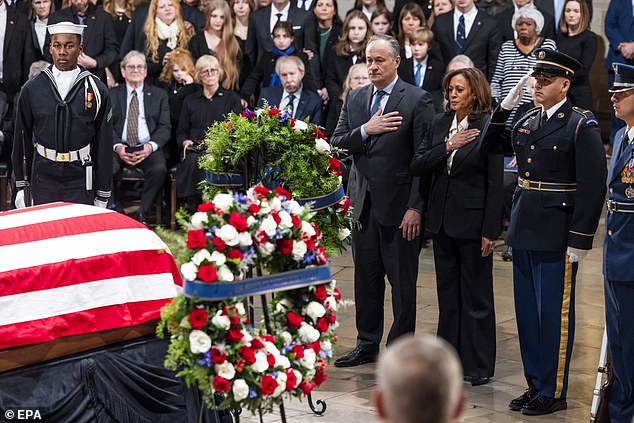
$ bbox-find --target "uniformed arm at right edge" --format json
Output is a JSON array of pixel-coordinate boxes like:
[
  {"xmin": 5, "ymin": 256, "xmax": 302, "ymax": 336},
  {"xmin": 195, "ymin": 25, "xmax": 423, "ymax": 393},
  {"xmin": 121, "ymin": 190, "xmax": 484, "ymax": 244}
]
[
  {"xmin": 329, "ymin": 91, "xmax": 366, "ymax": 154},
  {"xmin": 568, "ymin": 112, "xmax": 607, "ymax": 250},
  {"xmin": 93, "ymin": 91, "xmax": 114, "ymax": 201}
]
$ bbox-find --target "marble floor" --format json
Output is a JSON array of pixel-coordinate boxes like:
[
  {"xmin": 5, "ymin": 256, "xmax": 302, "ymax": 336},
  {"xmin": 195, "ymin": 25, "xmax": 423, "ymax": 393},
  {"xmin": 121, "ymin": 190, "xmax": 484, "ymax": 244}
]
[{"xmin": 240, "ymin": 219, "xmax": 608, "ymax": 423}]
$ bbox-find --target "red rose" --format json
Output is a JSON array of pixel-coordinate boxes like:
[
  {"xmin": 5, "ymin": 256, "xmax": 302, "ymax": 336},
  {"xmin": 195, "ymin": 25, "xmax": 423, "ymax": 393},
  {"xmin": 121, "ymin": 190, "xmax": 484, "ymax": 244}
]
[
  {"xmin": 261, "ymin": 375, "xmax": 278, "ymax": 396},
  {"xmin": 313, "ymin": 369, "xmax": 328, "ymax": 386},
  {"xmin": 315, "ymin": 246, "xmax": 327, "ymax": 265},
  {"xmin": 326, "ymin": 313, "xmax": 336, "ymax": 324},
  {"xmin": 292, "ymin": 345, "xmax": 304, "ymax": 359},
  {"xmin": 291, "ymin": 214, "xmax": 302, "ymax": 228},
  {"xmin": 275, "ymin": 186, "xmax": 292, "ymax": 200},
  {"xmin": 213, "ymin": 376, "xmax": 230, "ymax": 392},
  {"xmin": 267, "ymin": 108, "xmax": 281, "ymax": 117},
  {"xmin": 197, "ymin": 201, "xmax": 215, "ymax": 212},
  {"xmin": 272, "ymin": 211, "xmax": 281, "ymax": 224},
  {"xmin": 251, "ymin": 338, "xmax": 264, "ymax": 349},
  {"xmin": 290, "ymin": 118, "xmax": 297, "ymax": 128},
  {"xmin": 277, "ymin": 239, "xmax": 293, "ymax": 256},
  {"xmin": 226, "ymin": 327, "xmax": 244, "ymax": 343},
  {"xmin": 305, "ymin": 238, "xmax": 315, "ymax": 250},
  {"xmin": 314, "ymin": 285, "xmax": 327, "ymax": 301},
  {"xmin": 188, "ymin": 308, "xmax": 208, "ymax": 330},
  {"xmin": 242, "ymin": 108, "xmax": 255, "ymax": 120},
  {"xmin": 226, "ymin": 248, "xmax": 244, "ymax": 262},
  {"xmin": 239, "ymin": 346, "xmax": 257, "ymax": 364},
  {"xmin": 308, "ymin": 341, "xmax": 321, "ymax": 353},
  {"xmin": 311, "ymin": 223, "xmax": 320, "ymax": 238},
  {"xmin": 253, "ymin": 185, "xmax": 270, "ymax": 198},
  {"xmin": 229, "ymin": 315, "xmax": 241, "ymax": 325},
  {"xmin": 186, "ymin": 229, "xmax": 207, "ymax": 249},
  {"xmin": 261, "ymin": 334, "xmax": 275, "ymax": 343},
  {"xmin": 285, "ymin": 369, "xmax": 297, "ymax": 390},
  {"xmin": 316, "ymin": 317, "xmax": 329, "ymax": 333},
  {"xmin": 266, "ymin": 353, "xmax": 276, "ymax": 367},
  {"xmin": 333, "ymin": 287, "xmax": 342, "ymax": 301},
  {"xmin": 317, "ymin": 128, "xmax": 326, "ymax": 140},
  {"xmin": 328, "ymin": 158, "xmax": 342, "ymax": 176},
  {"xmin": 235, "ymin": 359, "xmax": 245, "ymax": 373},
  {"xmin": 229, "ymin": 212, "xmax": 248, "ymax": 232},
  {"xmin": 211, "ymin": 347, "xmax": 226, "ymax": 364},
  {"xmin": 299, "ymin": 381, "xmax": 314, "ymax": 396},
  {"xmin": 287, "ymin": 311, "xmax": 303, "ymax": 328},
  {"xmin": 248, "ymin": 203, "xmax": 260, "ymax": 215},
  {"xmin": 212, "ymin": 236, "xmax": 227, "ymax": 252},
  {"xmin": 198, "ymin": 265, "xmax": 218, "ymax": 282},
  {"xmin": 337, "ymin": 198, "xmax": 350, "ymax": 215},
  {"xmin": 255, "ymin": 230, "xmax": 268, "ymax": 244}
]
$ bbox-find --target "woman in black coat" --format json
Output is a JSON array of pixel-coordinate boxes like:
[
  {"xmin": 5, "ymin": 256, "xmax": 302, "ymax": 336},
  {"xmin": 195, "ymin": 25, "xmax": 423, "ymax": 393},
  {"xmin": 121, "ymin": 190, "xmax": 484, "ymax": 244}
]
[{"xmin": 410, "ymin": 67, "xmax": 503, "ymax": 386}]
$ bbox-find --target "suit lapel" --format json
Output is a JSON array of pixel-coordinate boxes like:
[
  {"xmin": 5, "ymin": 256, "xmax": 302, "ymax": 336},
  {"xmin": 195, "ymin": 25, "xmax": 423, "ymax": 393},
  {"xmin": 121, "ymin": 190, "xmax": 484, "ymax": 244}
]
[
  {"xmin": 3, "ymin": 8, "xmax": 17, "ymax": 56},
  {"xmin": 143, "ymin": 85, "xmax": 152, "ymax": 123},
  {"xmin": 610, "ymin": 129, "xmax": 632, "ymax": 184},
  {"xmin": 383, "ymin": 79, "xmax": 405, "ymax": 114},
  {"xmin": 83, "ymin": 14, "xmax": 96, "ymax": 48},
  {"xmin": 296, "ymin": 92, "xmax": 307, "ymax": 119},
  {"xmin": 461, "ymin": 11, "xmax": 483, "ymax": 52},
  {"xmin": 451, "ymin": 115, "xmax": 486, "ymax": 171}
]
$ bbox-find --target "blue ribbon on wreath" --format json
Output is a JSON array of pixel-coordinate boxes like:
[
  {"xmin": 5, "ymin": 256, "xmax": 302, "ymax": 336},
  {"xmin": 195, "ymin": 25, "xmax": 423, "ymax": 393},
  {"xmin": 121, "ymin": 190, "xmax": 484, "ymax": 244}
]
[{"xmin": 296, "ymin": 186, "xmax": 345, "ymax": 211}]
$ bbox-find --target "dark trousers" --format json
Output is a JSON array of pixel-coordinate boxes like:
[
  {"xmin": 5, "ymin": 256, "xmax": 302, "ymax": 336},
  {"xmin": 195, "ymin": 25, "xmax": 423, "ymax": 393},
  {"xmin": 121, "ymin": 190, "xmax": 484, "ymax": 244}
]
[
  {"xmin": 604, "ymin": 279, "xmax": 634, "ymax": 423},
  {"xmin": 351, "ymin": 194, "xmax": 420, "ymax": 352},
  {"xmin": 513, "ymin": 249, "xmax": 578, "ymax": 399},
  {"xmin": 433, "ymin": 226, "xmax": 496, "ymax": 378},
  {"xmin": 31, "ymin": 155, "xmax": 93, "ymax": 205},
  {"xmin": 113, "ymin": 150, "xmax": 167, "ymax": 213}
]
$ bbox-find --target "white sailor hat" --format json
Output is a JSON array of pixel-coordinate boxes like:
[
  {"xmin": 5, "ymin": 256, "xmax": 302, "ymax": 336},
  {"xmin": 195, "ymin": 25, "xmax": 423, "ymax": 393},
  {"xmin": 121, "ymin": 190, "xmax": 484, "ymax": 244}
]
[{"xmin": 47, "ymin": 22, "xmax": 86, "ymax": 36}]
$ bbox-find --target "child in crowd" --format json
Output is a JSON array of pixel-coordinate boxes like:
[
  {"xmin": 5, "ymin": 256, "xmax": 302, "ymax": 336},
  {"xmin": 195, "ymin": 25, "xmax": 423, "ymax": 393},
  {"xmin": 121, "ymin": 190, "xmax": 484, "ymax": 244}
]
[{"xmin": 370, "ymin": 6, "xmax": 394, "ymax": 36}]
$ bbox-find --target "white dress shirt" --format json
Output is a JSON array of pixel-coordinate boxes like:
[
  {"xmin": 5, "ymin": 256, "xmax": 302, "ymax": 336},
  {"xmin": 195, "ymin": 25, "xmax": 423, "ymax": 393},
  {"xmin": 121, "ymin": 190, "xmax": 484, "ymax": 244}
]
[
  {"xmin": 34, "ymin": 18, "xmax": 48, "ymax": 53},
  {"xmin": 270, "ymin": 2, "xmax": 291, "ymax": 33},
  {"xmin": 447, "ymin": 113, "xmax": 469, "ymax": 173},
  {"xmin": 282, "ymin": 87, "xmax": 302, "ymax": 118},
  {"xmin": 51, "ymin": 66, "xmax": 80, "ymax": 99},
  {"xmin": 121, "ymin": 85, "xmax": 157, "ymax": 151}
]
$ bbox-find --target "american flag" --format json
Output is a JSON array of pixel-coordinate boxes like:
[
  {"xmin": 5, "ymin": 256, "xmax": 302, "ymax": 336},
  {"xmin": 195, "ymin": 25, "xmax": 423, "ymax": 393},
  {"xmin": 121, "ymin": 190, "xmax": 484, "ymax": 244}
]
[{"xmin": 0, "ymin": 202, "xmax": 182, "ymax": 350}]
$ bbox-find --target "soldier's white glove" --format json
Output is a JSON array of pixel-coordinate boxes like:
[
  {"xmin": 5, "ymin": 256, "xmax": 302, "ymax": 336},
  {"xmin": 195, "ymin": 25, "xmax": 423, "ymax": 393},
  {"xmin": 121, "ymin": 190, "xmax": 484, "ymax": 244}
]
[
  {"xmin": 94, "ymin": 197, "xmax": 108, "ymax": 208},
  {"xmin": 501, "ymin": 72, "xmax": 532, "ymax": 111},
  {"xmin": 15, "ymin": 190, "xmax": 26, "ymax": 209},
  {"xmin": 567, "ymin": 247, "xmax": 588, "ymax": 263}
]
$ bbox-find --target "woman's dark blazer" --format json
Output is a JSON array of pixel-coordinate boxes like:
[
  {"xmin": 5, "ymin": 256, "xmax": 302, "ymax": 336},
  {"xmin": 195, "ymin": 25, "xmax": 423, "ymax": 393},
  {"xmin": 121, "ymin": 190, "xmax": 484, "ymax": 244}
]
[{"xmin": 410, "ymin": 112, "xmax": 504, "ymax": 241}]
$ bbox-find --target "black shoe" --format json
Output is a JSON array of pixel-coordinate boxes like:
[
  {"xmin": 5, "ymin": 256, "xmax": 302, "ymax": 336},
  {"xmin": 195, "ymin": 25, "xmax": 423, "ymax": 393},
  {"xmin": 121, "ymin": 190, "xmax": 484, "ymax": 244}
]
[
  {"xmin": 334, "ymin": 346, "xmax": 378, "ymax": 368},
  {"xmin": 521, "ymin": 395, "xmax": 567, "ymax": 415},
  {"xmin": 470, "ymin": 376, "xmax": 490, "ymax": 386},
  {"xmin": 509, "ymin": 387, "xmax": 537, "ymax": 411},
  {"xmin": 137, "ymin": 209, "xmax": 149, "ymax": 226}
]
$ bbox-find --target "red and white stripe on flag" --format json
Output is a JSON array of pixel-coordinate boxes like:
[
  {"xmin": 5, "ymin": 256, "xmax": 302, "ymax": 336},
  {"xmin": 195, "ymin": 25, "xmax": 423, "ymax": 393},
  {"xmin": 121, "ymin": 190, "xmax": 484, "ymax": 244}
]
[{"xmin": 0, "ymin": 202, "xmax": 183, "ymax": 350}]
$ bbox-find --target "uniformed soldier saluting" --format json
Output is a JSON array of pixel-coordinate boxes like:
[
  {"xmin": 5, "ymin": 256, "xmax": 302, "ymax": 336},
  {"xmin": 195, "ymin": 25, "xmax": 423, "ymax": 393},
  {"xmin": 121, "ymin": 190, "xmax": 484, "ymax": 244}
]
[
  {"xmin": 498, "ymin": 49, "xmax": 607, "ymax": 416},
  {"xmin": 604, "ymin": 62, "xmax": 634, "ymax": 423},
  {"xmin": 12, "ymin": 22, "xmax": 113, "ymax": 208}
]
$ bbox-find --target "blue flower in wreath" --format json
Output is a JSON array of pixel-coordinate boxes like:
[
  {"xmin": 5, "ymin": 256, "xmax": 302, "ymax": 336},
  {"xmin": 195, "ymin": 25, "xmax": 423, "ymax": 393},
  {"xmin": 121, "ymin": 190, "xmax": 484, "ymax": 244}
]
[{"xmin": 198, "ymin": 351, "xmax": 213, "ymax": 367}]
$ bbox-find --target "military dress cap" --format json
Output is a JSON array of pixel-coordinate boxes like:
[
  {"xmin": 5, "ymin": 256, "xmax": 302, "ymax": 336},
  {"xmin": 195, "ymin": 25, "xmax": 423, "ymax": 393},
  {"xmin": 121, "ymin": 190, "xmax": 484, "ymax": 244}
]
[
  {"xmin": 609, "ymin": 63, "xmax": 634, "ymax": 93},
  {"xmin": 531, "ymin": 49, "xmax": 581, "ymax": 80},
  {"xmin": 47, "ymin": 22, "xmax": 86, "ymax": 36}
]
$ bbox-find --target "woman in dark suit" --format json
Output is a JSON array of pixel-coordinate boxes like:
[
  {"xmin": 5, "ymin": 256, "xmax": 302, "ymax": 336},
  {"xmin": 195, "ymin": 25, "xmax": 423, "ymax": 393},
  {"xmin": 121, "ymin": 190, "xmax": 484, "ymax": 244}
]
[{"xmin": 410, "ymin": 67, "xmax": 503, "ymax": 386}]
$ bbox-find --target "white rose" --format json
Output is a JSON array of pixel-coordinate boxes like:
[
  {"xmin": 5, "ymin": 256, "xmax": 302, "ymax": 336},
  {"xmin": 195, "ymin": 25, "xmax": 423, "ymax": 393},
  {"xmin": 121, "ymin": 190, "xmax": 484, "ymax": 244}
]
[
  {"xmin": 258, "ymin": 242, "xmax": 275, "ymax": 256},
  {"xmin": 273, "ymin": 373, "xmax": 287, "ymax": 397},
  {"xmin": 232, "ymin": 379, "xmax": 249, "ymax": 401},
  {"xmin": 211, "ymin": 311, "xmax": 230, "ymax": 330},
  {"xmin": 305, "ymin": 301, "xmax": 326, "ymax": 321},
  {"xmin": 189, "ymin": 330, "xmax": 211, "ymax": 354},
  {"xmin": 210, "ymin": 251, "xmax": 226, "ymax": 266},
  {"xmin": 293, "ymin": 119, "xmax": 309, "ymax": 131},
  {"xmin": 241, "ymin": 330, "xmax": 253, "ymax": 343},
  {"xmin": 260, "ymin": 216, "xmax": 278, "ymax": 237},
  {"xmin": 264, "ymin": 341, "xmax": 280, "ymax": 356},
  {"xmin": 191, "ymin": 249, "xmax": 212, "ymax": 266},
  {"xmin": 217, "ymin": 265, "xmax": 234, "ymax": 281},
  {"xmin": 180, "ymin": 262, "xmax": 198, "ymax": 281},
  {"xmin": 235, "ymin": 302, "xmax": 246, "ymax": 316},
  {"xmin": 324, "ymin": 296, "xmax": 338, "ymax": 312},
  {"xmin": 292, "ymin": 240, "xmax": 307, "ymax": 261},
  {"xmin": 301, "ymin": 221, "xmax": 316, "ymax": 237},
  {"xmin": 259, "ymin": 200, "xmax": 271, "ymax": 215},
  {"xmin": 315, "ymin": 138, "xmax": 331, "ymax": 154},
  {"xmin": 238, "ymin": 232, "xmax": 253, "ymax": 246},
  {"xmin": 278, "ymin": 210, "xmax": 293, "ymax": 228},
  {"xmin": 298, "ymin": 324, "xmax": 321, "ymax": 343},
  {"xmin": 320, "ymin": 340, "xmax": 332, "ymax": 352},
  {"xmin": 275, "ymin": 298, "xmax": 292, "ymax": 313},
  {"xmin": 246, "ymin": 215, "xmax": 256, "ymax": 226},
  {"xmin": 293, "ymin": 369, "xmax": 303, "ymax": 386},
  {"xmin": 338, "ymin": 227, "xmax": 351, "ymax": 241},
  {"xmin": 275, "ymin": 355, "xmax": 291, "ymax": 369},
  {"xmin": 190, "ymin": 212, "xmax": 209, "ymax": 229},
  {"xmin": 213, "ymin": 193, "xmax": 234, "ymax": 212},
  {"xmin": 215, "ymin": 361, "xmax": 236, "ymax": 380},
  {"xmin": 280, "ymin": 331, "xmax": 292, "ymax": 345},
  {"xmin": 270, "ymin": 197, "xmax": 282, "ymax": 211},
  {"xmin": 251, "ymin": 351, "xmax": 269, "ymax": 373},
  {"xmin": 217, "ymin": 224, "xmax": 239, "ymax": 246},
  {"xmin": 300, "ymin": 348, "xmax": 317, "ymax": 369},
  {"xmin": 287, "ymin": 200, "xmax": 303, "ymax": 215}
]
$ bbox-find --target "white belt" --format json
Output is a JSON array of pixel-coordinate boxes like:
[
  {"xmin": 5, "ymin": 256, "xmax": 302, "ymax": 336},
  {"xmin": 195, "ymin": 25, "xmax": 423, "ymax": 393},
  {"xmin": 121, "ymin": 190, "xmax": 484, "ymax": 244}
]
[{"xmin": 36, "ymin": 143, "xmax": 91, "ymax": 163}]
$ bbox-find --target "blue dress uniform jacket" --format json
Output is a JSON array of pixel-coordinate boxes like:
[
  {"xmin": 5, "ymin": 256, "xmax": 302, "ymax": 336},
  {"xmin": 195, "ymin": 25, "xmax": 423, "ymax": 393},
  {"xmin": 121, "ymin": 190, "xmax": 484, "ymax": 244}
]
[
  {"xmin": 12, "ymin": 66, "xmax": 113, "ymax": 204},
  {"xmin": 506, "ymin": 100, "xmax": 607, "ymax": 251}
]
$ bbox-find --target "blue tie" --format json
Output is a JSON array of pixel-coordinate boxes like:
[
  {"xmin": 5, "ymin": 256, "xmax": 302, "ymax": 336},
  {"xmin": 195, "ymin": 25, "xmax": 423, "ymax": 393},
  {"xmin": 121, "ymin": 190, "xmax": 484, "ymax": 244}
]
[
  {"xmin": 414, "ymin": 63, "xmax": 423, "ymax": 87},
  {"xmin": 370, "ymin": 90, "xmax": 386, "ymax": 116},
  {"xmin": 286, "ymin": 94, "xmax": 295, "ymax": 118},
  {"xmin": 456, "ymin": 14, "xmax": 466, "ymax": 53}
]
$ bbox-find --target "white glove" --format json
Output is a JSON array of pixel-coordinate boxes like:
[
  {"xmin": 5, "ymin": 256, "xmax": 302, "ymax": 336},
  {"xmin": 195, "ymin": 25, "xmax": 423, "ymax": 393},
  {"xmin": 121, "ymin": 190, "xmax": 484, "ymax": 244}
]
[
  {"xmin": 500, "ymin": 72, "xmax": 532, "ymax": 110},
  {"xmin": 94, "ymin": 197, "xmax": 108, "ymax": 208},
  {"xmin": 15, "ymin": 190, "xmax": 26, "ymax": 209},
  {"xmin": 567, "ymin": 247, "xmax": 588, "ymax": 263}
]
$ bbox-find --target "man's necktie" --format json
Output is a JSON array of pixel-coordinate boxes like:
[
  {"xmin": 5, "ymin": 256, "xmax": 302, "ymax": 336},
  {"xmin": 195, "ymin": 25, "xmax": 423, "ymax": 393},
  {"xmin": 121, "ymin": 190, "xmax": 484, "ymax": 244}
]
[
  {"xmin": 370, "ymin": 90, "xmax": 386, "ymax": 116},
  {"xmin": 455, "ymin": 14, "xmax": 466, "ymax": 53},
  {"xmin": 540, "ymin": 110, "xmax": 547, "ymax": 128},
  {"xmin": 300, "ymin": 0, "xmax": 306, "ymax": 9},
  {"xmin": 275, "ymin": 13, "xmax": 282, "ymax": 22},
  {"xmin": 286, "ymin": 94, "xmax": 295, "ymax": 118},
  {"xmin": 126, "ymin": 90, "xmax": 139, "ymax": 146},
  {"xmin": 414, "ymin": 63, "xmax": 423, "ymax": 87},
  {"xmin": 618, "ymin": 131, "xmax": 632, "ymax": 158}
]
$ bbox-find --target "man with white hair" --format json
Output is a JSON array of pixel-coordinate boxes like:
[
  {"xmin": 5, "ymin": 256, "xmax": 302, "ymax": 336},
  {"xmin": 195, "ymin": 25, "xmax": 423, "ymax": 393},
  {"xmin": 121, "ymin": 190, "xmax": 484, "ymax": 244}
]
[{"xmin": 374, "ymin": 334, "xmax": 465, "ymax": 423}]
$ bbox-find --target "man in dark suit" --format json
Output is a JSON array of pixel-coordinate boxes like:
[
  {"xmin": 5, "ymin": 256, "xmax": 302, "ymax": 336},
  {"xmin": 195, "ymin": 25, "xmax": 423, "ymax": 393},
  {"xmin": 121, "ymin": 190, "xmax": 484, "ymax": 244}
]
[
  {"xmin": 502, "ymin": 49, "xmax": 606, "ymax": 415},
  {"xmin": 431, "ymin": 0, "xmax": 501, "ymax": 80},
  {"xmin": 111, "ymin": 51, "xmax": 170, "ymax": 225},
  {"xmin": 245, "ymin": 0, "xmax": 316, "ymax": 65},
  {"xmin": 492, "ymin": 0, "xmax": 555, "ymax": 42},
  {"xmin": 331, "ymin": 34, "xmax": 434, "ymax": 367},
  {"xmin": 257, "ymin": 56, "xmax": 323, "ymax": 124},
  {"xmin": 44, "ymin": 0, "xmax": 119, "ymax": 83}
]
